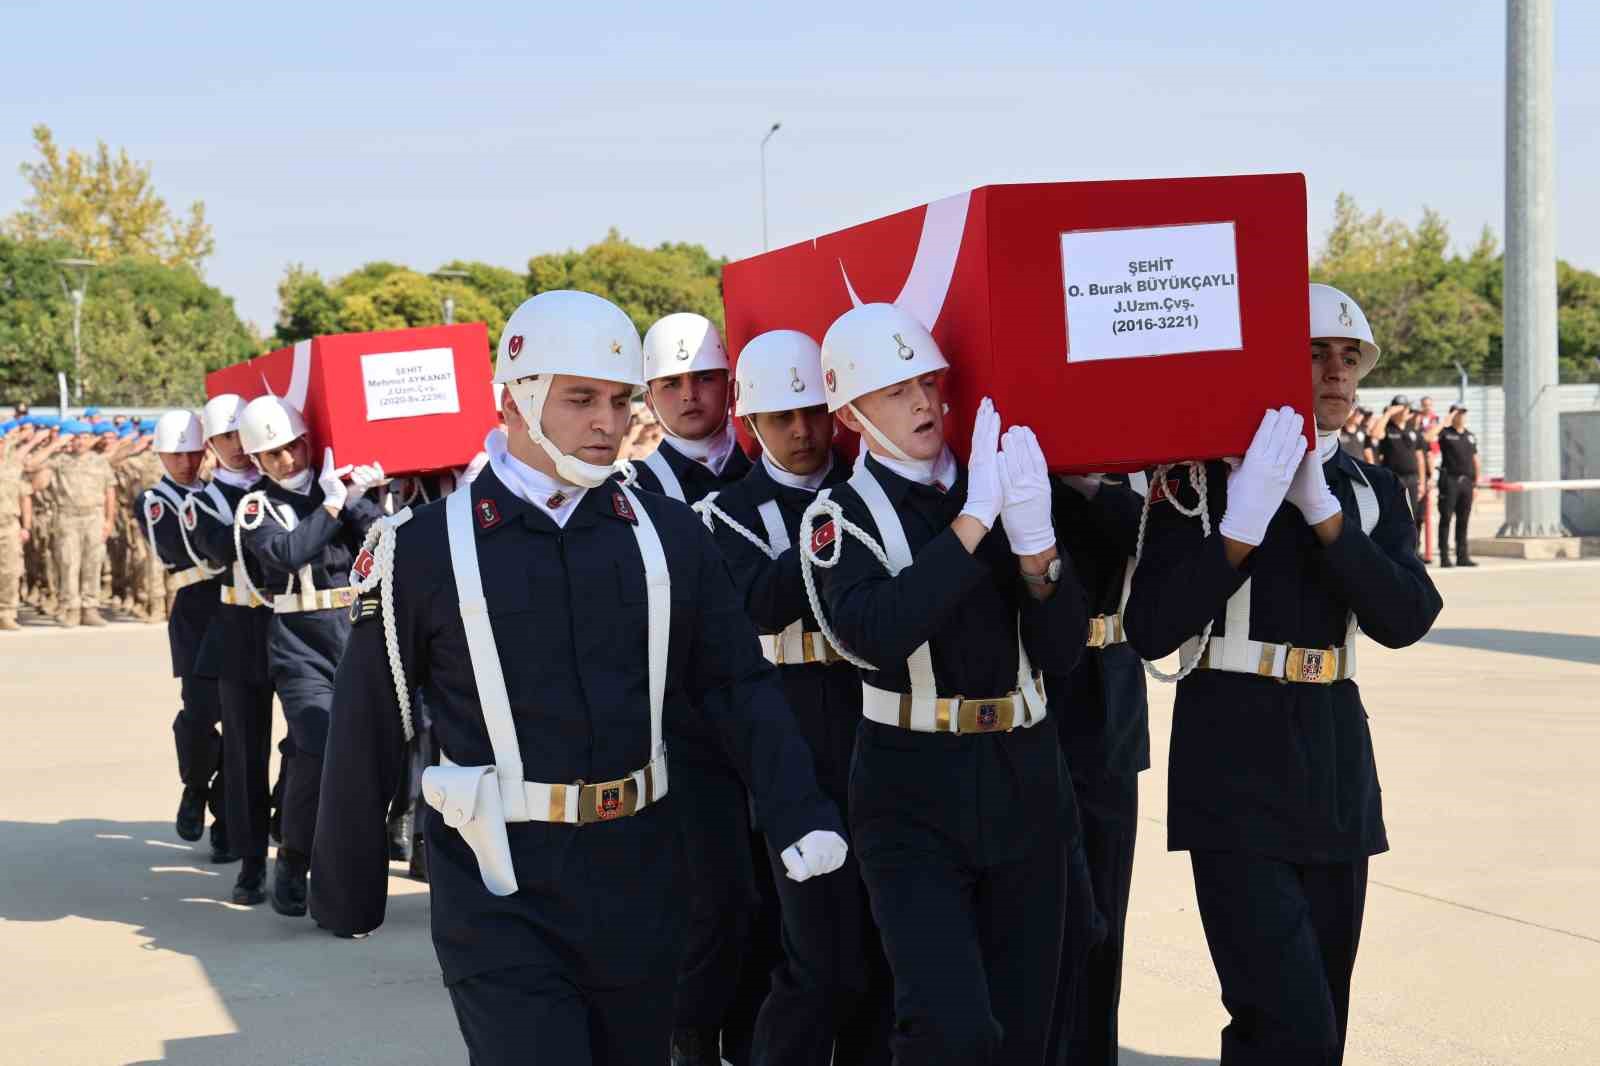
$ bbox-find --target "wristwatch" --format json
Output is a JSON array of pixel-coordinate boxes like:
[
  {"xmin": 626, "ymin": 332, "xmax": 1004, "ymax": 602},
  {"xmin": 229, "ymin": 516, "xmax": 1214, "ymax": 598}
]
[{"xmin": 1020, "ymin": 557, "xmax": 1062, "ymax": 587}]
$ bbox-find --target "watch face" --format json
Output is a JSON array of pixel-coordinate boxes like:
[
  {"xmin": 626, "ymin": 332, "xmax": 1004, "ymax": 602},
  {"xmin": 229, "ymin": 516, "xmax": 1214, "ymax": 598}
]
[{"xmin": 1047, "ymin": 558, "xmax": 1062, "ymax": 582}]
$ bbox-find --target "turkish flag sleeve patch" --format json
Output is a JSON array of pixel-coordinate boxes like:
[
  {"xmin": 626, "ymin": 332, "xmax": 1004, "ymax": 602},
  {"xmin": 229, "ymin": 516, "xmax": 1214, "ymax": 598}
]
[
  {"xmin": 1149, "ymin": 477, "xmax": 1185, "ymax": 506},
  {"xmin": 351, "ymin": 548, "xmax": 376, "ymax": 581},
  {"xmin": 810, "ymin": 519, "xmax": 837, "ymax": 554}
]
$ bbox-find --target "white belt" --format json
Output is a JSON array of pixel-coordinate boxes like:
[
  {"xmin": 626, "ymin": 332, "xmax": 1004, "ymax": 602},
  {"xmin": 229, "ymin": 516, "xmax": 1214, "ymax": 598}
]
[
  {"xmin": 272, "ymin": 586, "xmax": 358, "ymax": 614},
  {"xmin": 166, "ymin": 566, "xmax": 210, "ymax": 591},
  {"xmin": 438, "ymin": 751, "xmax": 669, "ymax": 825},
  {"xmin": 759, "ymin": 628, "xmax": 843, "ymax": 666},
  {"xmin": 219, "ymin": 584, "xmax": 271, "ymax": 609},
  {"xmin": 861, "ymin": 682, "xmax": 1046, "ymax": 735},
  {"xmin": 1183, "ymin": 638, "xmax": 1356, "ymax": 685},
  {"xmin": 1086, "ymin": 613, "xmax": 1126, "ymax": 649}
]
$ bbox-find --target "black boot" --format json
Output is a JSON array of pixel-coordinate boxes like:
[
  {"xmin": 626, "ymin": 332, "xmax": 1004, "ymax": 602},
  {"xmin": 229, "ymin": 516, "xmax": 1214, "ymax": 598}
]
[
  {"xmin": 1440, "ymin": 556, "xmax": 1455, "ymax": 568},
  {"xmin": 270, "ymin": 853, "xmax": 309, "ymax": 917},
  {"xmin": 387, "ymin": 810, "xmax": 412, "ymax": 862},
  {"xmin": 210, "ymin": 820, "xmax": 240, "ymax": 864},
  {"xmin": 1459, "ymin": 557, "xmax": 1479, "ymax": 567},
  {"xmin": 232, "ymin": 859, "xmax": 267, "ymax": 905},
  {"xmin": 670, "ymin": 1028, "xmax": 722, "ymax": 1066},
  {"xmin": 176, "ymin": 785, "xmax": 207, "ymax": 842}
]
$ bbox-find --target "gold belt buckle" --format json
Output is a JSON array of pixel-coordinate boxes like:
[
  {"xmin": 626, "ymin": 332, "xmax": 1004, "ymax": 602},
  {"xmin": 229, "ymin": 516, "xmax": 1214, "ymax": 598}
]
[
  {"xmin": 1285, "ymin": 646, "xmax": 1337, "ymax": 684},
  {"xmin": 578, "ymin": 776, "xmax": 639, "ymax": 824},
  {"xmin": 957, "ymin": 697, "xmax": 1015, "ymax": 734},
  {"xmin": 1086, "ymin": 616, "xmax": 1108, "ymax": 649}
]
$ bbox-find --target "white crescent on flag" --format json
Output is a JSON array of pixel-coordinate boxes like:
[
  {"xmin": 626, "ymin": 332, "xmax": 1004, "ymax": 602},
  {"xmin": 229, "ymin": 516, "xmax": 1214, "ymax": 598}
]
[{"xmin": 837, "ymin": 190, "xmax": 970, "ymax": 331}]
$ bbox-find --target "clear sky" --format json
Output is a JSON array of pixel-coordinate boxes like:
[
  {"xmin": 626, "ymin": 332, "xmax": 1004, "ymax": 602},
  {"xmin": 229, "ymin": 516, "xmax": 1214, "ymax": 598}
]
[{"xmin": 2, "ymin": 0, "xmax": 1595, "ymax": 333}]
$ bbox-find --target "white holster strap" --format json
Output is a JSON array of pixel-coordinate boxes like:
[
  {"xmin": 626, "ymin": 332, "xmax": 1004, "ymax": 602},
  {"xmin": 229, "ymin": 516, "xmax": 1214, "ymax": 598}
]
[
  {"xmin": 861, "ymin": 683, "xmax": 1044, "ymax": 735},
  {"xmin": 166, "ymin": 566, "xmax": 210, "ymax": 591},
  {"xmin": 1086, "ymin": 613, "xmax": 1126, "ymax": 649},
  {"xmin": 272, "ymin": 586, "xmax": 357, "ymax": 614},
  {"xmin": 219, "ymin": 584, "xmax": 270, "ymax": 608},
  {"xmin": 761, "ymin": 628, "xmax": 844, "ymax": 666},
  {"xmin": 641, "ymin": 450, "xmax": 685, "ymax": 502},
  {"xmin": 420, "ymin": 764, "xmax": 517, "ymax": 897}
]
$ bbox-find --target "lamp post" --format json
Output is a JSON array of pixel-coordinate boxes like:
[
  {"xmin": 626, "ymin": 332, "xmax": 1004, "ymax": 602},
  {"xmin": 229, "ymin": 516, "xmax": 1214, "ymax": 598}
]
[
  {"xmin": 760, "ymin": 122, "xmax": 782, "ymax": 251},
  {"xmin": 430, "ymin": 269, "xmax": 470, "ymax": 325},
  {"xmin": 56, "ymin": 258, "xmax": 95, "ymax": 403}
]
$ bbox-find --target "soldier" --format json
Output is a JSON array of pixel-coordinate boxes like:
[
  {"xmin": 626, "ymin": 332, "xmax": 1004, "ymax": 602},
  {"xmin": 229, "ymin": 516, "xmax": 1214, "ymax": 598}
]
[
  {"xmin": 138, "ymin": 411, "xmax": 231, "ymax": 859},
  {"xmin": 804, "ymin": 303, "xmax": 1089, "ymax": 1065},
  {"xmin": 235, "ymin": 395, "xmax": 386, "ymax": 917},
  {"xmin": 123, "ymin": 431, "xmax": 168, "ymax": 621},
  {"xmin": 310, "ymin": 290, "xmax": 846, "ymax": 1066},
  {"xmin": 696, "ymin": 331, "xmax": 893, "ymax": 1066},
  {"xmin": 1, "ymin": 420, "xmax": 35, "ymax": 631},
  {"xmin": 1124, "ymin": 284, "xmax": 1442, "ymax": 1065},
  {"xmin": 22, "ymin": 421, "xmax": 66, "ymax": 612},
  {"xmin": 43, "ymin": 421, "xmax": 117, "ymax": 627},
  {"xmin": 184, "ymin": 394, "xmax": 280, "ymax": 904}
]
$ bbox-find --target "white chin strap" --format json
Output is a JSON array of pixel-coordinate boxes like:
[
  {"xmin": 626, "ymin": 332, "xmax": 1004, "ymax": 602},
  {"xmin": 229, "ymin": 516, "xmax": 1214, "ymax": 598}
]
[
  {"xmin": 847, "ymin": 404, "xmax": 914, "ymax": 463},
  {"xmin": 273, "ymin": 468, "xmax": 314, "ymax": 493},
  {"xmin": 1316, "ymin": 427, "xmax": 1341, "ymax": 462},
  {"xmin": 506, "ymin": 377, "xmax": 616, "ymax": 488},
  {"xmin": 746, "ymin": 420, "xmax": 795, "ymax": 475}
]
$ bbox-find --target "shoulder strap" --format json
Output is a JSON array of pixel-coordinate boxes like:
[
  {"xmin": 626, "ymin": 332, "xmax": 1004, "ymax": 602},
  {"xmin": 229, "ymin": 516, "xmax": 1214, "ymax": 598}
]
[
  {"xmin": 619, "ymin": 485, "xmax": 669, "ymax": 763},
  {"xmin": 755, "ymin": 499, "xmax": 789, "ymax": 555},
  {"xmin": 847, "ymin": 462, "xmax": 935, "ymax": 701},
  {"xmin": 642, "ymin": 450, "xmax": 685, "ymax": 503}
]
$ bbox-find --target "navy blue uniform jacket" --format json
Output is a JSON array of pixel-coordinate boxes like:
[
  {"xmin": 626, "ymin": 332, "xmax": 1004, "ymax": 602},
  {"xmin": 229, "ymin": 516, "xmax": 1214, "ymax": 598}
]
[
  {"xmin": 309, "ymin": 468, "xmax": 842, "ymax": 986},
  {"xmin": 628, "ymin": 438, "xmax": 752, "ymax": 505},
  {"xmin": 135, "ymin": 477, "xmax": 221, "ymax": 678},
  {"xmin": 186, "ymin": 477, "xmax": 272, "ymax": 686},
  {"xmin": 1124, "ymin": 450, "xmax": 1442, "ymax": 863}
]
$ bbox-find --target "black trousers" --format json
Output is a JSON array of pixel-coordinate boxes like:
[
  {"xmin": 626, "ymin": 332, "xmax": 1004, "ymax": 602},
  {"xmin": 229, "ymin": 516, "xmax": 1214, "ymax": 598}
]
[
  {"xmin": 1395, "ymin": 474, "xmax": 1424, "ymax": 547},
  {"xmin": 1189, "ymin": 852, "xmax": 1369, "ymax": 1066},
  {"xmin": 674, "ymin": 755, "xmax": 760, "ymax": 1038},
  {"xmin": 725, "ymin": 838, "xmax": 782, "ymax": 1066},
  {"xmin": 173, "ymin": 675, "xmax": 224, "ymax": 825},
  {"xmin": 1438, "ymin": 474, "xmax": 1474, "ymax": 560},
  {"xmin": 449, "ymin": 962, "xmax": 677, "ymax": 1066},
  {"xmin": 1053, "ymin": 775, "xmax": 1138, "ymax": 1066},
  {"xmin": 273, "ymin": 675, "xmax": 332, "ymax": 864},
  {"xmin": 219, "ymin": 679, "xmax": 275, "ymax": 863}
]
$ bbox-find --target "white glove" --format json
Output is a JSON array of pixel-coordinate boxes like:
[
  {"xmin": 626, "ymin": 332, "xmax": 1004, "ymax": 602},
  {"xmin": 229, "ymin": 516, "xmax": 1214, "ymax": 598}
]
[
  {"xmin": 780, "ymin": 830, "xmax": 848, "ymax": 882},
  {"xmin": 1284, "ymin": 449, "xmax": 1341, "ymax": 526},
  {"xmin": 959, "ymin": 397, "xmax": 1002, "ymax": 529},
  {"xmin": 318, "ymin": 447, "xmax": 353, "ymax": 511},
  {"xmin": 346, "ymin": 461, "xmax": 386, "ymax": 510},
  {"xmin": 1218, "ymin": 407, "xmax": 1305, "ymax": 547},
  {"xmin": 997, "ymin": 426, "xmax": 1055, "ymax": 556}
]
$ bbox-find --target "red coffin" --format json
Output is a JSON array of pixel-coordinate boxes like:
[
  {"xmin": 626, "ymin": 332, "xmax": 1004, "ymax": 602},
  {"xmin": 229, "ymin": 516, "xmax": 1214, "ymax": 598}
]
[
  {"xmin": 723, "ymin": 174, "xmax": 1313, "ymax": 472},
  {"xmin": 205, "ymin": 323, "xmax": 497, "ymax": 476}
]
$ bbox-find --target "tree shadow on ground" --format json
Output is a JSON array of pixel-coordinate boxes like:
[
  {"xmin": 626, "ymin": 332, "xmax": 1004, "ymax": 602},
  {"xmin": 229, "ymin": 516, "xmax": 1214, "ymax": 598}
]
[
  {"xmin": 0, "ymin": 817, "xmax": 455, "ymax": 1064},
  {"xmin": 1422, "ymin": 627, "xmax": 1600, "ymax": 666}
]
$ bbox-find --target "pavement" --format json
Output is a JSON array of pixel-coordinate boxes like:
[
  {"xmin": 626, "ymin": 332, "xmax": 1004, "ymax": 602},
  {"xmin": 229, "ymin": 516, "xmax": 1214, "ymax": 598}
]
[{"xmin": 1, "ymin": 554, "xmax": 1597, "ymax": 1065}]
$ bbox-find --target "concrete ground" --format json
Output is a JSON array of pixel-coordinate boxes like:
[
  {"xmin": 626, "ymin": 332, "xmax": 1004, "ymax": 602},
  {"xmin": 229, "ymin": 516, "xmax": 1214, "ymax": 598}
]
[{"xmin": 1, "ymin": 554, "xmax": 1597, "ymax": 1065}]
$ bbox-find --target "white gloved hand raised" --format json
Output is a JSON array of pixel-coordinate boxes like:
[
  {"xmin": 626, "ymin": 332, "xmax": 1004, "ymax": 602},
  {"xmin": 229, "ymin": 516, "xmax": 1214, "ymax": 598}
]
[
  {"xmin": 1217, "ymin": 407, "xmax": 1306, "ymax": 547},
  {"xmin": 318, "ymin": 447, "xmax": 353, "ymax": 512},
  {"xmin": 1284, "ymin": 448, "xmax": 1342, "ymax": 526},
  {"xmin": 345, "ymin": 461, "xmax": 386, "ymax": 510},
  {"xmin": 997, "ymin": 426, "xmax": 1055, "ymax": 556},
  {"xmin": 780, "ymin": 830, "xmax": 848, "ymax": 882},
  {"xmin": 959, "ymin": 397, "xmax": 1003, "ymax": 529}
]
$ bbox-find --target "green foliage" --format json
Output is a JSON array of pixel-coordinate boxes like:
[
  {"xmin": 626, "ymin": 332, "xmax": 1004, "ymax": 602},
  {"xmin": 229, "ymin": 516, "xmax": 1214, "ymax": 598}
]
[
  {"xmin": 1312, "ymin": 194, "xmax": 1600, "ymax": 384},
  {"xmin": 272, "ymin": 261, "xmax": 517, "ymax": 350},
  {"xmin": 527, "ymin": 229, "xmax": 728, "ymax": 337},
  {"xmin": 0, "ymin": 234, "xmax": 257, "ymax": 405}
]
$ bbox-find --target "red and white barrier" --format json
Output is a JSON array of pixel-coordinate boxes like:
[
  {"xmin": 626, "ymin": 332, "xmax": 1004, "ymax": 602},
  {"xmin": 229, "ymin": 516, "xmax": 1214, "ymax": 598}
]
[{"xmin": 1477, "ymin": 478, "xmax": 1600, "ymax": 492}]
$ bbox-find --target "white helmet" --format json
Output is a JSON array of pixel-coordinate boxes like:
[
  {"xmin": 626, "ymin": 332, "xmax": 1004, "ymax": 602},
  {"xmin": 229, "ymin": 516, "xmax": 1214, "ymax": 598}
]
[
  {"xmin": 238, "ymin": 395, "xmax": 308, "ymax": 455},
  {"xmin": 202, "ymin": 393, "xmax": 248, "ymax": 439},
  {"xmin": 735, "ymin": 331, "xmax": 828, "ymax": 417},
  {"xmin": 154, "ymin": 410, "xmax": 205, "ymax": 454},
  {"xmin": 642, "ymin": 312, "xmax": 728, "ymax": 383},
  {"xmin": 820, "ymin": 303, "xmax": 950, "ymax": 461},
  {"xmin": 1310, "ymin": 283, "xmax": 1380, "ymax": 376},
  {"xmin": 494, "ymin": 290, "xmax": 643, "ymax": 487}
]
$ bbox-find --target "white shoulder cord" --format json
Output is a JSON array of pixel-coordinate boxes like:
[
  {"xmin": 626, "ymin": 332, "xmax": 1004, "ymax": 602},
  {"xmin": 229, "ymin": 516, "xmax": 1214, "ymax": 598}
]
[
  {"xmin": 173, "ymin": 495, "xmax": 225, "ymax": 577},
  {"xmin": 1133, "ymin": 460, "xmax": 1213, "ymax": 684},
  {"xmin": 613, "ymin": 459, "xmax": 640, "ymax": 488},
  {"xmin": 232, "ymin": 490, "xmax": 293, "ymax": 610},
  {"xmin": 144, "ymin": 485, "xmax": 223, "ymax": 577},
  {"xmin": 796, "ymin": 492, "xmax": 893, "ymax": 672},
  {"xmin": 691, "ymin": 492, "xmax": 780, "ymax": 561},
  {"xmin": 351, "ymin": 508, "xmax": 416, "ymax": 742}
]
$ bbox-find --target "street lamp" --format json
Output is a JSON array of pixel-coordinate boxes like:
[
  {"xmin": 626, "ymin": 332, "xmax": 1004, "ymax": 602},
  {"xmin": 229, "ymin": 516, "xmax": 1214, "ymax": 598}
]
[
  {"xmin": 56, "ymin": 258, "xmax": 96, "ymax": 403},
  {"xmin": 430, "ymin": 269, "xmax": 470, "ymax": 324},
  {"xmin": 760, "ymin": 122, "xmax": 782, "ymax": 251}
]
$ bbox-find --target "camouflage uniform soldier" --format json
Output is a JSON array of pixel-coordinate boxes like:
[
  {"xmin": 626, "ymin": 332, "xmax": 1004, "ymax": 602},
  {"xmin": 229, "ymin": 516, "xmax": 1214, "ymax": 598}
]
[
  {"xmin": 129, "ymin": 445, "xmax": 167, "ymax": 621},
  {"xmin": 43, "ymin": 423, "xmax": 117, "ymax": 627},
  {"xmin": 24, "ymin": 432, "xmax": 66, "ymax": 611},
  {"xmin": 1, "ymin": 423, "xmax": 34, "ymax": 630}
]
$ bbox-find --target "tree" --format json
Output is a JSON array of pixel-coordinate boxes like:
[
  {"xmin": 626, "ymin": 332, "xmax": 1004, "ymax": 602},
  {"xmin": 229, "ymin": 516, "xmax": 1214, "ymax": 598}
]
[
  {"xmin": 5, "ymin": 125, "xmax": 214, "ymax": 269},
  {"xmin": 272, "ymin": 263, "xmax": 510, "ymax": 349},
  {"xmin": 527, "ymin": 229, "xmax": 728, "ymax": 337}
]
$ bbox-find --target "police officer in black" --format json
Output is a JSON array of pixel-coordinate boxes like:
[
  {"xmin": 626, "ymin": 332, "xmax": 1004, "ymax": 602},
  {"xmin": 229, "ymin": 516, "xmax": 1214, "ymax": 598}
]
[
  {"xmin": 1376, "ymin": 395, "xmax": 1427, "ymax": 548},
  {"xmin": 1046, "ymin": 472, "xmax": 1150, "ymax": 1065},
  {"xmin": 1125, "ymin": 285, "xmax": 1441, "ymax": 1065},
  {"xmin": 140, "ymin": 410, "xmax": 229, "ymax": 862},
  {"xmin": 183, "ymin": 394, "xmax": 279, "ymax": 904},
  {"xmin": 1337, "ymin": 408, "xmax": 1369, "ymax": 462},
  {"xmin": 806, "ymin": 304, "xmax": 1088, "ymax": 1066},
  {"xmin": 234, "ymin": 395, "xmax": 386, "ymax": 917},
  {"xmin": 698, "ymin": 331, "xmax": 892, "ymax": 1066},
  {"xmin": 310, "ymin": 291, "xmax": 846, "ymax": 1066},
  {"xmin": 1432, "ymin": 405, "xmax": 1480, "ymax": 567}
]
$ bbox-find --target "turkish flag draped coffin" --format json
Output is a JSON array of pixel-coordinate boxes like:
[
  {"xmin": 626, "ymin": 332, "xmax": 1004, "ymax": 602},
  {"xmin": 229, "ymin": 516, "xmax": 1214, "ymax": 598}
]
[
  {"xmin": 723, "ymin": 174, "xmax": 1313, "ymax": 473},
  {"xmin": 205, "ymin": 323, "xmax": 497, "ymax": 476}
]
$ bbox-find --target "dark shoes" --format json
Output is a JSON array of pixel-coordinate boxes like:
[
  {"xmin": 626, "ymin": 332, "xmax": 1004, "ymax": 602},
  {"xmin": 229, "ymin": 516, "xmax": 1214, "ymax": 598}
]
[
  {"xmin": 407, "ymin": 839, "xmax": 429, "ymax": 883},
  {"xmin": 670, "ymin": 1028, "xmax": 722, "ymax": 1066},
  {"xmin": 1440, "ymin": 558, "xmax": 1454, "ymax": 568},
  {"xmin": 210, "ymin": 822, "xmax": 240, "ymax": 864},
  {"xmin": 176, "ymin": 785, "xmax": 208, "ymax": 842},
  {"xmin": 387, "ymin": 811, "xmax": 412, "ymax": 862},
  {"xmin": 232, "ymin": 860, "xmax": 267, "ymax": 905},
  {"xmin": 270, "ymin": 854, "xmax": 309, "ymax": 917},
  {"xmin": 1459, "ymin": 558, "xmax": 1479, "ymax": 567}
]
